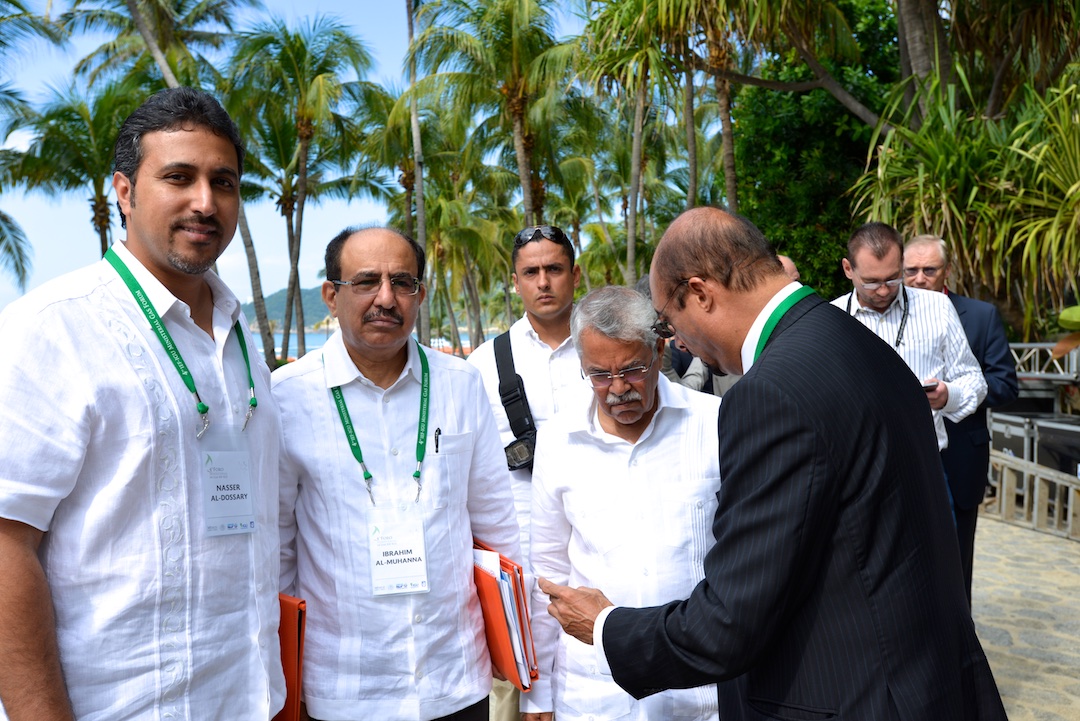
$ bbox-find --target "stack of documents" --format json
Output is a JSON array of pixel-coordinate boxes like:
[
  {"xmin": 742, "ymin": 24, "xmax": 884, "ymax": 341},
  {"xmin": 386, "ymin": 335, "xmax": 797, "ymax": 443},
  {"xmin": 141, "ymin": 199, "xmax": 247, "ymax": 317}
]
[{"xmin": 472, "ymin": 540, "xmax": 539, "ymax": 691}]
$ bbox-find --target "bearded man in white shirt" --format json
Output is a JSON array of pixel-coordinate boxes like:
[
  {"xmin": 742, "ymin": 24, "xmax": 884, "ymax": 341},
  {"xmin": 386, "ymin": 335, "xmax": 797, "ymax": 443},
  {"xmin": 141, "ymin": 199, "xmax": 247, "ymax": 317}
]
[
  {"xmin": 525, "ymin": 285, "xmax": 722, "ymax": 721},
  {"xmin": 0, "ymin": 87, "xmax": 285, "ymax": 720},
  {"xmin": 273, "ymin": 226, "xmax": 521, "ymax": 721}
]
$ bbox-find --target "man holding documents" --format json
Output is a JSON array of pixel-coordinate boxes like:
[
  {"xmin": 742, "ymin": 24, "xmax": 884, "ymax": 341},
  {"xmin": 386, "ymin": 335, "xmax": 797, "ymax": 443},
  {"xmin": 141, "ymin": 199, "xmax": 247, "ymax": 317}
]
[
  {"xmin": 273, "ymin": 226, "xmax": 521, "ymax": 721},
  {"xmin": 526, "ymin": 285, "xmax": 722, "ymax": 721}
]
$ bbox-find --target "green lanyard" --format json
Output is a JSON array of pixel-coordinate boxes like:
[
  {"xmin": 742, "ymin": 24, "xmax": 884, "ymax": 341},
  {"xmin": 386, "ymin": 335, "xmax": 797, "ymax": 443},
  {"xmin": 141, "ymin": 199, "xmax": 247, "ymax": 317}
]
[
  {"xmin": 753, "ymin": 286, "xmax": 816, "ymax": 364},
  {"xmin": 105, "ymin": 247, "xmax": 257, "ymax": 438},
  {"xmin": 331, "ymin": 340, "xmax": 430, "ymax": 505}
]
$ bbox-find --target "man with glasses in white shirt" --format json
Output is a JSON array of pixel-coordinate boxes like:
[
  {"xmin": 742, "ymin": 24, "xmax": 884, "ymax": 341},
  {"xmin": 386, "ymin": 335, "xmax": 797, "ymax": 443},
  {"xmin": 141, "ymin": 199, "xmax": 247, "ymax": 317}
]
[
  {"xmin": 525, "ymin": 285, "xmax": 721, "ymax": 721},
  {"xmin": 273, "ymin": 226, "xmax": 520, "ymax": 721},
  {"xmin": 831, "ymin": 222, "xmax": 987, "ymax": 515},
  {"xmin": 0, "ymin": 88, "xmax": 285, "ymax": 720}
]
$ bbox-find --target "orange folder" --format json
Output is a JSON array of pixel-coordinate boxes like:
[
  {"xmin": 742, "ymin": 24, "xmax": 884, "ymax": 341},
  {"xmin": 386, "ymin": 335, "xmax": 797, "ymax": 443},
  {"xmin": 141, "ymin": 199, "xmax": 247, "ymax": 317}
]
[
  {"xmin": 473, "ymin": 539, "xmax": 539, "ymax": 692},
  {"xmin": 273, "ymin": 593, "xmax": 306, "ymax": 721}
]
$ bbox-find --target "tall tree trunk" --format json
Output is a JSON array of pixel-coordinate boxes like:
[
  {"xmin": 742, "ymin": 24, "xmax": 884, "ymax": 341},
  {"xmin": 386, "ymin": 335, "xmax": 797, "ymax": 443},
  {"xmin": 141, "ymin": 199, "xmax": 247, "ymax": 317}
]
[
  {"xmin": 511, "ymin": 108, "xmax": 536, "ymax": 227},
  {"xmin": 716, "ymin": 73, "xmax": 738, "ymax": 213},
  {"xmin": 293, "ymin": 133, "xmax": 311, "ymax": 357},
  {"xmin": 280, "ymin": 217, "xmax": 297, "ymax": 363},
  {"xmin": 625, "ymin": 78, "xmax": 647, "ymax": 287},
  {"xmin": 503, "ymin": 281, "xmax": 514, "ymax": 328},
  {"xmin": 683, "ymin": 55, "xmax": 698, "ymax": 210},
  {"xmin": 407, "ymin": 0, "xmax": 430, "ymax": 345},
  {"xmin": 125, "ymin": 0, "xmax": 179, "ymax": 88},
  {"xmin": 236, "ymin": 202, "xmax": 276, "ymax": 368},
  {"xmin": 92, "ymin": 192, "xmax": 110, "ymax": 256},
  {"xmin": 462, "ymin": 253, "xmax": 484, "ymax": 354}
]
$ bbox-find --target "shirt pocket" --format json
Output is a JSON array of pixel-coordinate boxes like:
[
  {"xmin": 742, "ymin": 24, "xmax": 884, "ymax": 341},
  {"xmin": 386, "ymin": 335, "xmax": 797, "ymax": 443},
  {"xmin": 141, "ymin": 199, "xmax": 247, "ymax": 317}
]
[
  {"xmin": 427, "ymin": 431, "xmax": 471, "ymax": 510},
  {"xmin": 660, "ymin": 485, "xmax": 719, "ymax": 569}
]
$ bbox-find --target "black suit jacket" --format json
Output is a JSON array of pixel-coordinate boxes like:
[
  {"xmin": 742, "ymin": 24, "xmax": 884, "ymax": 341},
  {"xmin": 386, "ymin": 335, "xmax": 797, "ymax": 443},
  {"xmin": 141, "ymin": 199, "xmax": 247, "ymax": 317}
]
[
  {"xmin": 941, "ymin": 293, "xmax": 1019, "ymax": 509},
  {"xmin": 603, "ymin": 295, "xmax": 1005, "ymax": 720}
]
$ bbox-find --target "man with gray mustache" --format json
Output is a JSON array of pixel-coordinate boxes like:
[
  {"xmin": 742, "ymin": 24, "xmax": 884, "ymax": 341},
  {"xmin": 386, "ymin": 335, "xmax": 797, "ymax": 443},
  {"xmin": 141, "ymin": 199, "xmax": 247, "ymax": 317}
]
[{"xmin": 523, "ymin": 285, "xmax": 722, "ymax": 721}]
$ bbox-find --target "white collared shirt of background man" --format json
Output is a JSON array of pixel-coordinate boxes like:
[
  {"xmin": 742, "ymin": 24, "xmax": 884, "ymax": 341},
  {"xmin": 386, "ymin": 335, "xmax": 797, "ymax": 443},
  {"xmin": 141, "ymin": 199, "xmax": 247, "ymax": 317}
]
[
  {"xmin": 526, "ymin": 374, "xmax": 723, "ymax": 721},
  {"xmin": 831, "ymin": 285, "xmax": 987, "ymax": 450},
  {"xmin": 273, "ymin": 332, "xmax": 521, "ymax": 721},
  {"xmin": 0, "ymin": 240, "xmax": 284, "ymax": 720},
  {"xmin": 467, "ymin": 313, "xmax": 593, "ymax": 561}
]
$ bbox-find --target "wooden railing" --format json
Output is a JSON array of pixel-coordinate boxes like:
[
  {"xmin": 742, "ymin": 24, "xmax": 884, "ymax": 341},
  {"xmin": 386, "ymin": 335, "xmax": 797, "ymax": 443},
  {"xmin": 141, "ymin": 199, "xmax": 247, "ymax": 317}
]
[{"xmin": 985, "ymin": 449, "xmax": 1080, "ymax": 541}]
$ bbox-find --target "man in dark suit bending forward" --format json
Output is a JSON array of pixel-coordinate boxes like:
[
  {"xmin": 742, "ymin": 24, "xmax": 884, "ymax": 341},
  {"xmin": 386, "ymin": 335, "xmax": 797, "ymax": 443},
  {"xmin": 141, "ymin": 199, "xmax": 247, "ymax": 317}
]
[{"xmin": 539, "ymin": 207, "xmax": 1006, "ymax": 720}]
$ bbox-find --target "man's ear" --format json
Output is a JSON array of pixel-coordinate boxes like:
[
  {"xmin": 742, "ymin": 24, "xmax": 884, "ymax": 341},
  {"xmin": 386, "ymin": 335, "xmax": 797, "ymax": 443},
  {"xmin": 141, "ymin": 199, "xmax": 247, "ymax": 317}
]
[
  {"xmin": 322, "ymin": 281, "xmax": 338, "ymax": 317},
  {"xmin": 842, "ymin": 258, "xmax": 855, "ymax": 280},
  {"xmin": 511, "ymin": 272, "xmax": 520, "ymax": 294},
  {"xmin": 113, "ymin": 171, "xmax": 133, "ymax": 217},
  {"xmin": 684, "ymin": 277, "xmax": 713, "ymax": 311}
]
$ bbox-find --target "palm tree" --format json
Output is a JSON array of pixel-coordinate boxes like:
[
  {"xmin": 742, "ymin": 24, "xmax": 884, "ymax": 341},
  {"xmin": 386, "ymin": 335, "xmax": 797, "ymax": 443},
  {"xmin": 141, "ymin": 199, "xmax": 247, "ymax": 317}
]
[
  {"xmin": 229, "ymin": 15, "xmax": 372, "ymax": 361},
  {"xmin": 405, "ymin": 0, "xmax": 430, "ymax": 345},
  {"xmin": 62, "ymin": 0, "xmax": 260, "ymax": 85},
  {"xmin": 583, "ymin": 0, "xmax": 677, "ymax": 286},
  {"xmin": 413, "ymin": 0, "xmax": 562, "ymax": 227},
  {"xmin": 10, "ymin": 80, "xmax": 143, "ymax": 255}
]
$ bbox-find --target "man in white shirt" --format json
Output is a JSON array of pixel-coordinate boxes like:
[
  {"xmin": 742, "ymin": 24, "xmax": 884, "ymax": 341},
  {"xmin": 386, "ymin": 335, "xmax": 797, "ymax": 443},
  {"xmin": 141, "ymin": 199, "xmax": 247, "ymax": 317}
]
[
  {"xmin": 526, "ymin": 286, "xmax": 722, "ymax": 721},
  {"xmin": 467, "ymin": 224, "xmax": 592, "ymax": 721},
  {"xmin": 273, "ymin": 226, "xmax": 521, "ymax": 721},
  {"xmin": 0, "ymin": 87, "xmax": 285, "ymax": 720},
  {"xmin": 830, "ymin": 222, "xmax": 987, "ymax": 458}
]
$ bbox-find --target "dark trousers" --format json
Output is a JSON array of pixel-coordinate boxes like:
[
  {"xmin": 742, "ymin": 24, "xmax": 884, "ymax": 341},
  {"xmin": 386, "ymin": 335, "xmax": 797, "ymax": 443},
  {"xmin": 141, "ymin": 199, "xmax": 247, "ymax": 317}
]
[
  {"xmin": 956, "ymin": 501, "xmax": 979, "ymax": 607},
  {"xmin": 309, "ymin": 697, "xmax": 488, "ymax": 721}
]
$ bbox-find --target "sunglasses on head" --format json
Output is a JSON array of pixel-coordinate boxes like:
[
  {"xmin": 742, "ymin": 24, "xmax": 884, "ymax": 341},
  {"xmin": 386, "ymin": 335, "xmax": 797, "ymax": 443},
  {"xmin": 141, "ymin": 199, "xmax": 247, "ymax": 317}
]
[{"xmin": 514, "ymin": 225, "xmax": 569, "ymax": 247}]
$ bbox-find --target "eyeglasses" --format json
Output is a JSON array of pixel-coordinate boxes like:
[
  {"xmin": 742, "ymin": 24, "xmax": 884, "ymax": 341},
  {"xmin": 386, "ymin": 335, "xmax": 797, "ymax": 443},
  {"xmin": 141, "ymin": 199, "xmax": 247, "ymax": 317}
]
[
  {"xmin": 851, "ymin": 271, "xmax": 904, "ymax": 292},
  {"xmin": 903, "ymin": 266, "xmax": 942, "ymax": 278},
  {"xmin": 514, "ymin": 225, "xmax": 569, "ymax": 247},
  {"xmin": 331, "ymin": 275, "xmax": 421, "ymax": 297},
  {"xmin": 581, "ymin": 359, "xmax": 654, "ymax": 388},
  {"xmin": 651, "ymin": 279, "xmax": 689, "ymax": 339}
]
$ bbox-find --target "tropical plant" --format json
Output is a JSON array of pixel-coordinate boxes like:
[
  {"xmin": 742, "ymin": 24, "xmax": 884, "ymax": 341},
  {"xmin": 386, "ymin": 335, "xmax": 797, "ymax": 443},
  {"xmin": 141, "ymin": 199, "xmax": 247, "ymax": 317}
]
[
  {"xmin": 413, "ymin": 0, "xmax": 562, "ymax": 227},
  {"xmin": 10, "ymin": 79, "xmax": 144, "ymax": 255},
  {"xmin": 228, "ymin": 15, "xmax": 372, "ymax": 362}
]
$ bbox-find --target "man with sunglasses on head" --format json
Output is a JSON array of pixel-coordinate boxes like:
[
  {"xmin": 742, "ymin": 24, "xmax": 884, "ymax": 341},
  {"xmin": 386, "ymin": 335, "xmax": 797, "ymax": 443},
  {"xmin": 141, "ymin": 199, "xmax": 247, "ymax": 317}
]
[
  {"xmin": 904, "ymin": 235, "xmax": 1018, "ymax": 606},
  {"xmin": 525, "ymin": 285, "xmax": 721, "ymax": 721},
  {"xmin": 272, "ymin": 226, "xmax": 520, "ymax": 721},
  {"xmin": 831, "ymin": 222, "xmax": 987, "ymax": 510},
  {"xmin": 468, "ymin": 224, "xmax": 592, "ymax": 721}
]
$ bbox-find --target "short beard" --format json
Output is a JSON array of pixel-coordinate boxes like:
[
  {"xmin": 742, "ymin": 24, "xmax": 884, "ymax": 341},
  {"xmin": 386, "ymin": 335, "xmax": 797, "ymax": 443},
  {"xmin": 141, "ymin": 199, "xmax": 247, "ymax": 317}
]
[{"xmin": 167, "ymin": 249, "xmax": 217, "ymax": 276}]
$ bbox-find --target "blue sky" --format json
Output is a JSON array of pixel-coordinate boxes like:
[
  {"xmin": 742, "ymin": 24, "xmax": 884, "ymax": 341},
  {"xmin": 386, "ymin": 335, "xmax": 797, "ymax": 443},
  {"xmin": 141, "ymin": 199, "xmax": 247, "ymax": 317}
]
[{"xmin": 0, "ymin": 0, "xmax": 410, "ymax": 311}]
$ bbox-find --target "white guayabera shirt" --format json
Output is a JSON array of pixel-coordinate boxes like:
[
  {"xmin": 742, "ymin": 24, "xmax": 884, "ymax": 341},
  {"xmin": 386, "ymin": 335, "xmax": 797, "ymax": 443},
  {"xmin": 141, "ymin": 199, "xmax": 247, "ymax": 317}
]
[
  {"xmin": 528, "ymin": 374, "xmax": 723, "ymax": 721},
  {"xmin": 0, "ymin": 241, "xmax": 285, "ymax": 721},
  {"xmin": 273, "ymin": 334, "xmax": 521, "ymax": 721}
]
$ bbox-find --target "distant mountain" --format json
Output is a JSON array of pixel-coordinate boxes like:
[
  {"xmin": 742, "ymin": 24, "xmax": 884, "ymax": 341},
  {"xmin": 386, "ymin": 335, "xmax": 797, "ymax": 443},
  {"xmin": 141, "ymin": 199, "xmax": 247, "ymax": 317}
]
[{"xmin": 241, "ymin": 287, "xmax": 330, "ymax": 328}]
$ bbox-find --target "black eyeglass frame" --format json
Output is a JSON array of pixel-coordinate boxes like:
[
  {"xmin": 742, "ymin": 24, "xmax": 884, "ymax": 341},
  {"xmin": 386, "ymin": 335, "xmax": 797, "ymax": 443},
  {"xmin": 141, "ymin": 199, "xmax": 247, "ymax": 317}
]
[{"xmin": 651, "ymin": 278, "xmax": 689, "ymax": 339}]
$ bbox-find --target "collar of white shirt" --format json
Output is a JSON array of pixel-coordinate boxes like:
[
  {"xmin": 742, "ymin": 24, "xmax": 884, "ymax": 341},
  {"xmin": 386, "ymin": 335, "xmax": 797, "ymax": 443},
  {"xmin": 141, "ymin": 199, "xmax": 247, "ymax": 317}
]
[
  {"xmin": 740, "ymin": 281, "xmax": 804, "ymax": 375},
  {"xmin": 321, "ymin": 329, "xmax": 422, "ymax": 390},
  {"xmin": 108, "ymin": 240, "xmax": 241, "ymax": 326}
]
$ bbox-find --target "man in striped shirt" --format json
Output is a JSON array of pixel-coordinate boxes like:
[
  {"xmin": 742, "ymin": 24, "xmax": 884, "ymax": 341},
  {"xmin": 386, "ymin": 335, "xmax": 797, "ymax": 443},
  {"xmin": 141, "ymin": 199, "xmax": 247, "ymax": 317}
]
[{"xmin": 832, "ymin": 222, "xmax": 987, "ymax": 513}]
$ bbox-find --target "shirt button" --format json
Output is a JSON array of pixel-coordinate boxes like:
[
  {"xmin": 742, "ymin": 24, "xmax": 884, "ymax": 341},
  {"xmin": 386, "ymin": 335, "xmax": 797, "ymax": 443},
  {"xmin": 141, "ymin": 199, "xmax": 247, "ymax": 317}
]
[
  {"xmin": 414, "ymin": 614, "xmax": 423, "ymax": 623},
  {"xmin": 383, "ymin": 398, "xmax": 390, "ymax": 404},
  {"xmin": 696, "ymin": 501, "xmax": 703, "ymax": 508},
  {"xmin": 416, "ymin": 671, "xmax": 423, "ymax": 680},
  {"xmin": 643, "ymin": 568, "xmax": 649, "ymax": 576},
  {"xmin": 391, "ymin": 448, "xmax": 399, "ymax": 456}
]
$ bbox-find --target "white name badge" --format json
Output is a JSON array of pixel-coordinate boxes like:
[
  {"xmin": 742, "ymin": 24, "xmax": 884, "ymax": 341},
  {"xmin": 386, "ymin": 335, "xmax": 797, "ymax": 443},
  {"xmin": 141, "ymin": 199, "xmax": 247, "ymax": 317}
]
[
  {"xmin": 201, "ymin": 425, "xmax": 256, "ymax": 537},
  {"xmin": 369, "ymin": 503, "xmax": 429, "ymax": 596}
]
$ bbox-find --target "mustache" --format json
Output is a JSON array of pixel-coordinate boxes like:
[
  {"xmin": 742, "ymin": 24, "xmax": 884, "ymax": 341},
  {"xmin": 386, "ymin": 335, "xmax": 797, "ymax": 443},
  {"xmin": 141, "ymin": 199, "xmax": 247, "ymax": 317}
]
[
  {"xmin": 171, "ymin": 216, "xmax": 222, "ymax": 233},
  {"xmin": 363, "ymin": 308, "xmax": 404, "ymax": 324},
  {"xmin": 606, "ymin": 389, "xmax": 642, "ymax": 405}
]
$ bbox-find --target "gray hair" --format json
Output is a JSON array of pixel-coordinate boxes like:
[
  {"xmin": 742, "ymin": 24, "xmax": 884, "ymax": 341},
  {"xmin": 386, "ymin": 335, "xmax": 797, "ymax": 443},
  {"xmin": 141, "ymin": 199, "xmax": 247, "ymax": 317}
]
[
  {"xmin": 906, "ymin": 234, "xmax": 950, "ymax": 265},
  {"xmin": 571, "ymin": 286, "xmax": 658, "ymax": 357}
]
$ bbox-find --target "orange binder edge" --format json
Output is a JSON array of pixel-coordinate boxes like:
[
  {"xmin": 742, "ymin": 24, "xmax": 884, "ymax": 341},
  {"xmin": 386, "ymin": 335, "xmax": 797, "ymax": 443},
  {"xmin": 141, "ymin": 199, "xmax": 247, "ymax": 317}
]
[
  {"xmin": 473, "ymin": 539, "xmax": 539, "ymax": 691},
  {"xmin": 272, "ymin": 593, "xmax": 306, "ymax": 721}
]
